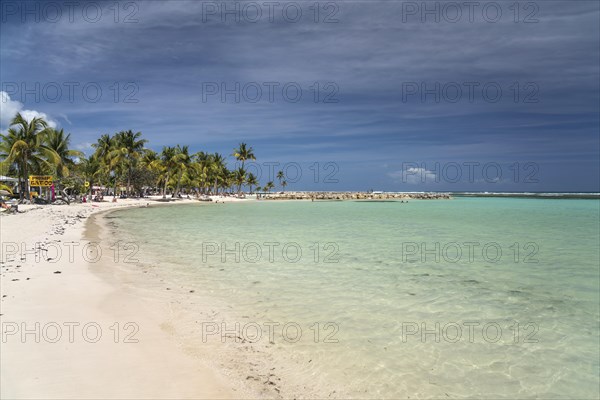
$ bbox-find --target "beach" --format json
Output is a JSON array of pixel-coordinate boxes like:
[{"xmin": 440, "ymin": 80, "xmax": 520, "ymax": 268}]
[
  {"xmin": 2, "ymin": 197, "xmax": 599, "ymax": 399},
  {"xmin": 2, "ymin": 0, "xmax": 598, "ymax": 397},
  {"xmin": 0, "ymin": 195, "xmax": 428, "ymax": 399},
  {"xmin": 0, "ymin": 198, "xmax": 251, "ymax": 399}
]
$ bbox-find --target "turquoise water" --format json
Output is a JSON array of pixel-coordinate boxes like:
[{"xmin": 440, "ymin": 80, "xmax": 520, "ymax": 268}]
[{"xmin": 110, "ymin": 198, "xmax": 600, "ymax": 398}]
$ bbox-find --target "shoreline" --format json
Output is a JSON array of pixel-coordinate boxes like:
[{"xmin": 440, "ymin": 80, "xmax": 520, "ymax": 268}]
[
  {"xmin": 2, "ymin": 198, "xmax": 599, "ymax": 398},
  {"xmin": 1, "ymin": 197, "xmax": 329, "ymax": 399},
  {"xmin": 85, "ymin": 202, "xmax": 338, "ymax": 399},
  {"xmin": 0, "ymin": 198, "xmax": 246, "ymax": 399}
]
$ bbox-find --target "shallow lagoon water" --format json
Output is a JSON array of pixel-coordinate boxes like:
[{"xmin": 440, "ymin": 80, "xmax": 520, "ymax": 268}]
[{"xmin": 111, "ymin": 198, "xmax": 600, "ymax": 398}]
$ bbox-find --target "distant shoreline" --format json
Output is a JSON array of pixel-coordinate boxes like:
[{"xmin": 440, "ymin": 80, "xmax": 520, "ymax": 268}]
[
  {"xmin": 257, "ymin": 192, "xmax": 451, "ymax": 200},
  {"xmin": 449, "ymin": 192, "xmax": 600, "ymax": 199},
  {"xmin": 254, "ymin": 191, "xmax": 599, "ymax": 200}
]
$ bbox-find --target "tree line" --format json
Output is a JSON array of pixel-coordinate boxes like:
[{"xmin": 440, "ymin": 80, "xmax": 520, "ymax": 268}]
[{"xmin": 1, "ymin": 113, "xmax": 286, "ymax": 201}]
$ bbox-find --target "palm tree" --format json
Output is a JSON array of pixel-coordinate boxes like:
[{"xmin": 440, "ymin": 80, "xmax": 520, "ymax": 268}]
[
  {"xmin": 92, "ymin": 134, "xmax": 113, "ymax": 161},
  {"xmin": 234, "ymin": 167, "xmax": 246, "ymax": 193},
  {"xmin": 246, "ymin": 173, "xmax": 258, "ymax": 194},
  {"xmin": 111, "ymin": 130, "xmax": 147, "ymax": 196},
  {"xmin": 0, "ymin": 113, "xmax": 58, "ymax": 201},
  {"xmin": 1, "ymin": 121, "xmax": 274, "ymax": 201},
  {"xmin": 232, "ymin": 142, "xmax": 256, "ymax": 171},
  {"xmin": 140, "ymin": 149, "xmax": 161, "ymax": 192},
  {"xmin": 282, "ymin": 180, "xmax": 287, "ymax": 192},
  {"xmin": 192, "ymin": 151, "xmax": 210, "ymax": 195},
  {"xmin": 209, "ymin": 153, "xmax": 227, "ymax": 195},
  {"xmin": 0, "ymin": 129, "xmax": 22, "ymax": 185},
  {"xmin": 172, "ymin": 145, "xmax": 190, "ymax": 198},
  {"xmin": 44, "ymin": 128, "xmax": 84, "ymax": 179},
  {"xmin": 265, "ymin": 181, "xmax": 275, "ymax": 193},
  {"xmin": 92, "ymin": 134, "xmax": 115, "ymax": 193},
  {"xmin": 224, "ymin": 169, "xmax": 236, "ymax": 193},
  {"xmin": 276, "ymin": 170, "xmax": 284, "ymax": 191},
  {"xmin": 80, "ymin": 155, "xmax": 103, "ymax": 197},
  {"xmin": 105, "ymin": 137, "xmax": 127, "ymax": 199},
  {"xmin": 156, "ymin": 146, "xmax": 186, "ymax": 198}
]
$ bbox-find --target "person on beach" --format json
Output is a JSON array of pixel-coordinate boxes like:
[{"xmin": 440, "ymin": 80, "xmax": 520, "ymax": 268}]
[{"xmin": 1, "ymin": 200, "xmax": 18, "ymax": 213}]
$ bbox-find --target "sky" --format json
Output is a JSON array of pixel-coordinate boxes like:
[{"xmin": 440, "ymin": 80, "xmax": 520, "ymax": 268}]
[{"xmin": 1, "ymin": 0, "xmax": 599, "ymax": 192}]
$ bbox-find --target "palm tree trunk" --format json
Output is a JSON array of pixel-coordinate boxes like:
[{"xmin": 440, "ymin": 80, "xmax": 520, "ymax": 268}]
[
  {"xmin": 162, "ymin": 173, "xmax": 169, "ymax": 198},
  {"xmin": 23, "ymin": 155, "xmax": 29, "ymax": 202},
  {"xmin": 17, "ymin": 160, "xmax": 24, "ymax": 201},
  {"xmin": 173, "ymin": 172, "xmax": 182, "ymax": 198},
  {"xmin": 107, "ymin": 168, "xmax": 113, "ymax": 198},
  {"xmin": 127, "ymin": 166, "xmax": 132, "ymax": 196}
]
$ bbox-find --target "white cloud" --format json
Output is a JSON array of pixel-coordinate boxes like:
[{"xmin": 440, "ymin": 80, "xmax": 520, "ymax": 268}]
[
  {"xmin": 74, "ymin": 142, "xmax": 94, "ymax": 153},
  {"xmin": 0, "ymin": 91, "xmax": 22, "ymax": 126},
  {"xmin": 0, "ymin": 91, "xmax": 57, "ymax": 129},
  {"xmin": 388, "ymin": 167, "xmax": 437, "ymax": 184},
  {"xmin": 59, "ymin": 113, "xmax": 72, "ymax": 125}
]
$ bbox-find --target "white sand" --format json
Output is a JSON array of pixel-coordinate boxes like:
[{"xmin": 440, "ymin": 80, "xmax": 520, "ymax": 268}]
[{"xmin": 0, "ymin": 198, "xmax": 244, "ymax": 399}]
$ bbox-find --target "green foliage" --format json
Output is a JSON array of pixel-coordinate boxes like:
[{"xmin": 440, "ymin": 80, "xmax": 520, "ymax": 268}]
[{"xmin": 1, "ymin": 114, "xmax": 262, "ymax": 199}]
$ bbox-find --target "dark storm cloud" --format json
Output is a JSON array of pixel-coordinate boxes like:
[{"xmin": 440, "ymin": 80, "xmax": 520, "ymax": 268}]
[{"xmin": 1, "ymin": 0, "xmax": 598, "ymax": 190}]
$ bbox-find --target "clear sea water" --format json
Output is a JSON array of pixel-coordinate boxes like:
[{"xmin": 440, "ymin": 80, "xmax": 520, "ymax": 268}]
[{"xmin": 108, "ymin": 198, "xmax": 600, "ymax": 398}]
